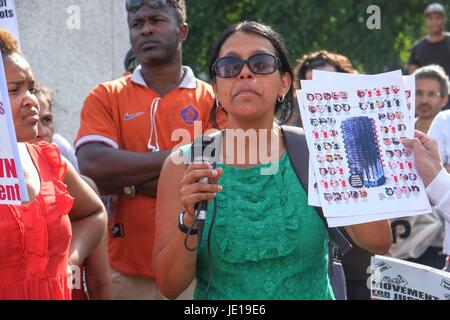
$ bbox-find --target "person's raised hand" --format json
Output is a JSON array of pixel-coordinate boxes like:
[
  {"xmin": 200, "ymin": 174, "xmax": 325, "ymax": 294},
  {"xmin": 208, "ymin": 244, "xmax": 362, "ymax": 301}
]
[
  {"xmin": 180, "ymin": 163, "xmax": 223, "ymax": 219},
  {"xmin": 401, "ymin": 130, "xmax": 443, "ymax": 187}
]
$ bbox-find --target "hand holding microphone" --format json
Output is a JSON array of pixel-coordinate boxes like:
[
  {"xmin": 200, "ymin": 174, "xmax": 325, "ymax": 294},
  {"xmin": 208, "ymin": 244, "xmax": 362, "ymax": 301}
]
[
  {"xmin": 180, "ymin": 163, "xmax": 223, "ymax": 217},
  {"xmin": 179, "ymin": 136, "xmax": 223, "ymax": 246},
  {"xmin": 180, "ymin": 159, "xmax": 223, "ymax": 245}
]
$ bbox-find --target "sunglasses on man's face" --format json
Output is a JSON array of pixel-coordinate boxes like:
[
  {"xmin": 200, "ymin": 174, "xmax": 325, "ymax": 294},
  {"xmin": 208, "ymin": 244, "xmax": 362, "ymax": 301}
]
[
  {"xmin": 126, "ymin": 0, "xmax": 179, "ymax": 13},
  {"xmin": 213, "ymin": 53, "xmax": 281, "ymax": 79}
]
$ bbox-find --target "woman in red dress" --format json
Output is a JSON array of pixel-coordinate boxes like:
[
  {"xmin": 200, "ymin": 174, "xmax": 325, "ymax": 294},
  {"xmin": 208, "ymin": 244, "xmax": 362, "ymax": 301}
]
[{"xmin": 0, "ymin": 29, "xmax": 107, "ymax": 300}]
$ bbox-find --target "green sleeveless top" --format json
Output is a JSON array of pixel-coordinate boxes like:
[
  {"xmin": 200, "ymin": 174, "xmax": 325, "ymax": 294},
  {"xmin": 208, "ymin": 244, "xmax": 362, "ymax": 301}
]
[{"xmin": 179, "ymin": 144, "xmax": 334, "ymax": 300}]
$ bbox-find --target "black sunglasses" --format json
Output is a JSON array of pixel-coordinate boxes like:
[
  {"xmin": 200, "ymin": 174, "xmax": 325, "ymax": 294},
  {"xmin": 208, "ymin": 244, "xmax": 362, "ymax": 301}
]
[
  {"xmin": 126, "ymin": 0, "xmax": 180, "ymax": 13},
  {"xmin": 213, "ymin": 53, "xmax": 281, "ymax": 79}
]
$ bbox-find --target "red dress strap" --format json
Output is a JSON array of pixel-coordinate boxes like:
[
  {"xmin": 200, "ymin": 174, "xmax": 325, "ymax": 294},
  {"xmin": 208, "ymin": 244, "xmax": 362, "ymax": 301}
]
[
  {"xmin": 29, "ymin": 142, "xmax": 68, "ymax": 181},
  {"xmin": 27, "ymin": 142, "xmax": 74, "ymax": 216}
]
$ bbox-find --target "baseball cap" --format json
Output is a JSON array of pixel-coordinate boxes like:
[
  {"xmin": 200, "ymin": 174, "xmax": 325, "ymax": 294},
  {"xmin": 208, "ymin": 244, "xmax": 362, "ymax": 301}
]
[{"xmin": 424, "ymin": 3, "xmax": 446, "ymax": 17}]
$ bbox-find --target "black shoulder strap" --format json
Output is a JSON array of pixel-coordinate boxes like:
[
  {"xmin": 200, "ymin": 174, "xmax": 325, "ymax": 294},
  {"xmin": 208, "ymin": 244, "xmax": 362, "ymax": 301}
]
[
  {"xmin": 446, "ymin": 33, "xmax": 450, "ymax": 52},
  {"xmin": 281, "ymin": 125, "xmax": 352, "ymax": 255}
]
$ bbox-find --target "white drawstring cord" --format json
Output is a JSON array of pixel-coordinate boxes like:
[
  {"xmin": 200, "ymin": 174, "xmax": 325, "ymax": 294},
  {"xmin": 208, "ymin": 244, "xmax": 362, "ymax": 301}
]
[{"xmin": 148, "ymin": 97, "xmax": 161, "ymax": 152}]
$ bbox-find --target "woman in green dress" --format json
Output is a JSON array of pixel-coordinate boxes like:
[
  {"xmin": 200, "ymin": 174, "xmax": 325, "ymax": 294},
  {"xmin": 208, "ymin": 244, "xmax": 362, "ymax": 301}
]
[{"xmin": 153, "ymin": 21, "xmax": 393, "ymax": 300}]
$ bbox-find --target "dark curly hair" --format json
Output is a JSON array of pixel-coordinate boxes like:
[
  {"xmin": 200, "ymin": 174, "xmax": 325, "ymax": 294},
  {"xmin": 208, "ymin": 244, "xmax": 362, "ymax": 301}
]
[
  {"xmin": 127, "ymin": 0, "xmax": 186, "ymax": 24},
  {"xmin": 170, "ymin": 0, "xmax": 186, "ymax": 24},
  {"xmin": 294, "ymin": 50, "xmax": 356, "ymax": 89},
  {"xmin": 208, "ymin": 21, "xmax": 294, "ymax": 129}
]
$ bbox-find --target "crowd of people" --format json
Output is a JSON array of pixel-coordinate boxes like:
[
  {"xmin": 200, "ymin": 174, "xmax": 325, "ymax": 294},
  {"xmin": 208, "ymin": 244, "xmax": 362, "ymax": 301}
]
[{"xmin": 0, "ymin": 0, "xmax": 449, "ymax": 300}]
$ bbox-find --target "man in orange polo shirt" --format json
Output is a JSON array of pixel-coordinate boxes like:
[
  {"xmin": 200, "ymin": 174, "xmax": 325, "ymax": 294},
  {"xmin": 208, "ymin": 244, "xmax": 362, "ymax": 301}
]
[{"xmin": 75, "ymin": 0, "xmax": 223, "ymax": 299}]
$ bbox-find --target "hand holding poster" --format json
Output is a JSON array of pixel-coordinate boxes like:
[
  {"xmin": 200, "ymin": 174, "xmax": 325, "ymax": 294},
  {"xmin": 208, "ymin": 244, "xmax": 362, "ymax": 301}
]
[
  {"xmin": 0, "ymin": 50, "xmax": 28, "ymax": 204},
  {"xmin": 371, "ymin": 255, "xmax": 450, "ymax": 300}
]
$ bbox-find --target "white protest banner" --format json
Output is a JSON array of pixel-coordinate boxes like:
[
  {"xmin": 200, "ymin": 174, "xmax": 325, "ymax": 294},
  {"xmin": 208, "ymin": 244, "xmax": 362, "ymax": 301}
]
[
  {"xmin": 370, "ymin": 255, "xmax": 450, "ymax": 300},
  {"xmin": 299, "ymin": 90, "xmax": 426, "ymax": 225},
  {"xmin": 302, "ymin": 71, "xmax": 426, "ymax": 226},
  {"xmin": 0, "ymin": 50, "xmax": 28, "ymax": 204},
  {"xmin": 0, "ymin": 0, "xmax": 20, "ymax": 46}
]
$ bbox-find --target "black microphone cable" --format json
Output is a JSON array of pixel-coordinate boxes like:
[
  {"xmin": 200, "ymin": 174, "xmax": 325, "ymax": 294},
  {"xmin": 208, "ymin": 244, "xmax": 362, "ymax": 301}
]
[
  {"xmin": 204, "ymin": 196, "xmax": 217, "ymax": 300},
  {"xmin": 182, "ymin": 190, "xmax": 218, "ymax": 299},
  {"xmin": 183, "ymin": 162, "xmax": 216, "ymax": 251},
  {"xmin": 183, "ymin": 211, "xmax": 201, "ymax": 252},
  {"xmin": 183, "ymin": 136, "xmax": 219, "ymax": 298}
]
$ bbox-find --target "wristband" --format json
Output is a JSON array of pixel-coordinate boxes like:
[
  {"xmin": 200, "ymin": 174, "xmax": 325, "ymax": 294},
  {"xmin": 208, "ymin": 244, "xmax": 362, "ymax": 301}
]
[{"xmin": 178, "ymin": 211, "xmax": 198, "ymax": 235}]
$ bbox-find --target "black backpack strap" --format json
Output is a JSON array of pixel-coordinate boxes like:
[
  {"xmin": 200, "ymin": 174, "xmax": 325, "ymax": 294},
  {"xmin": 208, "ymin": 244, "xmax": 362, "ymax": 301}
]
[{"xmin": 281, "ymin": 125, "xmax": 352, "ymax": 255}]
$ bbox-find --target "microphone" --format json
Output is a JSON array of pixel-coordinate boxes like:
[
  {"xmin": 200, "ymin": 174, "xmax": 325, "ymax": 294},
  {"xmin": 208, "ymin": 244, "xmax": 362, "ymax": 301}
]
[{"xmin": 191, "ymin": 135, "xmax": 217, "ymax": 241}]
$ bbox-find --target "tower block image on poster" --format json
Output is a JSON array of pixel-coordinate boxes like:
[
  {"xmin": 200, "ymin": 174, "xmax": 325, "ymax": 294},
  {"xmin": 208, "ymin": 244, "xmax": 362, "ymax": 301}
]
[{"xmin": 341, "ymin": 116, "xmax": 386, "ymax": 188}]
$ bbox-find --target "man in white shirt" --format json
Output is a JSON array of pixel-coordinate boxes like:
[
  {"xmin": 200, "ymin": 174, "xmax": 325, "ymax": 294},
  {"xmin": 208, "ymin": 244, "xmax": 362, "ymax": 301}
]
[
  {"xmin": 388, "ymin": 65, "xmax": 449, "ymax": 267},
  {"xmin": 402, "ymin": 130, "xmax": 450, "ymax": 271}
]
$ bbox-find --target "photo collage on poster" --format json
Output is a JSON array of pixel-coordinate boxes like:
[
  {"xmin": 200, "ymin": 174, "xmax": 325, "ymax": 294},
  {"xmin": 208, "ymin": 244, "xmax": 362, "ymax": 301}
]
[{"xmin": 298, "ymin": 71, "xmax": 431, "ymax": 227}]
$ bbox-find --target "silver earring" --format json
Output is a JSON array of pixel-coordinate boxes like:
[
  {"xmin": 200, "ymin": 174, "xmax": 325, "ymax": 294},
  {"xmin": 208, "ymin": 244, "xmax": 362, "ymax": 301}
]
[
  {"xmin": 216, "ymin": 99, "xmax": 222, "ymax": 109},
  {"xmin": 278, "ymin": 94, "xmax": 286, "ymax": 103}
]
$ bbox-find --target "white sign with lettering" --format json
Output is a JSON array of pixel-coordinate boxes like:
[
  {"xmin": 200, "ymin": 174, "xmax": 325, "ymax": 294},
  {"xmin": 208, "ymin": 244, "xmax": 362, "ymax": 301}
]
[
  {"xmin": 371, "ymin": 255, "xmax": 450, "ymax": 300},
  {"xmin": 0, "ymin": 50, "xmax": 28, "ymax": 204},
  {"xmin": 0, "ymin": 0, "xmax": 20, "ymax": 46}
]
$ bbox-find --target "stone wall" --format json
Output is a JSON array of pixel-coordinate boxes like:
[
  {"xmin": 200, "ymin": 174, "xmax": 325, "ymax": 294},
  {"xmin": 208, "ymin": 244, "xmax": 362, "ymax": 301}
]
[{"xmin": 16, "ymin": 0, "xmax": 129, "ymax": 143}]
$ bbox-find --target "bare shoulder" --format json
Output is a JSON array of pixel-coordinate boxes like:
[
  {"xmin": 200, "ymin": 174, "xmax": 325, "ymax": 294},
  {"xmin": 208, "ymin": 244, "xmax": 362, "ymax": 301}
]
[{"xmin": 161, "ymin": 149, "xmax": 189, "ymax": 179}]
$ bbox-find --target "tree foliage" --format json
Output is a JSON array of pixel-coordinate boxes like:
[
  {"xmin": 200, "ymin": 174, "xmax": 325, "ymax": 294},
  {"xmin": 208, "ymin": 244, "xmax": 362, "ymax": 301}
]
[{"xmin": 184, "ymin": 0, "xmax": 447, "ymax": 77}]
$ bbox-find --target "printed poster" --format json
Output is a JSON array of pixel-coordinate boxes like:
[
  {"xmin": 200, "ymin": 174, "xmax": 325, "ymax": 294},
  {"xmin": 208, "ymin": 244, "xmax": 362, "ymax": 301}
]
[{"xmin": 297, "ymin": 70, "xmax": 431, "ymax": 226}]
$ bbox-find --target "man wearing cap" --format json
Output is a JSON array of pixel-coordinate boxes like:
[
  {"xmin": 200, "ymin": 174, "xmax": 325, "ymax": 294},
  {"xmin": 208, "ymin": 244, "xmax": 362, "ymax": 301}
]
[
  {"xmin": 75, "ymin": 0, "xmax": 223, "ymax": 299},
  {"xmin": 408, "ymin": 3, "xmax": 450, "ymax": 110}
]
